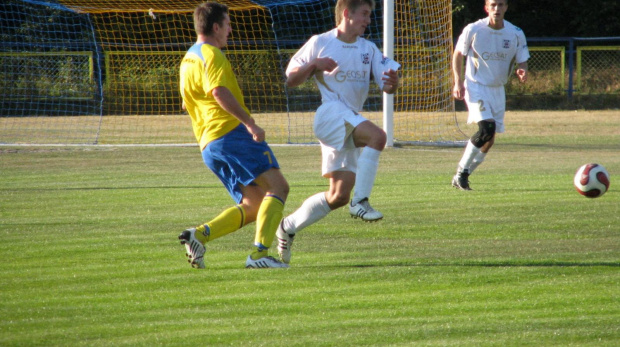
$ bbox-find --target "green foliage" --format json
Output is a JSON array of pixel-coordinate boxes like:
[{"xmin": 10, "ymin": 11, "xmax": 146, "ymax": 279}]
[
  {"xmin": 452, "ymin": 0, "xmax": 620, "ymax": 37},
  {"xmin": 1, "ymin": 111, "xmax": 619, "ymax": 346}
]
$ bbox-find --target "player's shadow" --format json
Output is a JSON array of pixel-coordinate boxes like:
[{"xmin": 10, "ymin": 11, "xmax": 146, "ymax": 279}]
[
  {"xmin": 341, "ymin": 261, "xmax": 620, "ymax": 268},
  {"xmin": 501, "ymin": 142, "xmax": 620, "ymax": 151}
]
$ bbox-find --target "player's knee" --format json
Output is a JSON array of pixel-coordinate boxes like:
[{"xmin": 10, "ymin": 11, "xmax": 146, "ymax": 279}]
[
  {"xmin": 278, "ymin": 181, "xmax": 290, "ymax": 201},
  {"xmin": 326, "ymin": 191, "xmax": 350, "ymax": 209},
  {"xmin": 471, "ymin": 120, "xmax": 496, "ymax": 148},
  {"xmin": 261, "ymin": 170, "xmax": 289, "ymax": 201},
  {"xmin": 481, "ymin": 136, "xmax": 495, "ymax": 151},
  {"xmin": 362, "ymin": 128, "xmax": 386, "ymax": 151},
  {"xmin": 354, "ymin": 123, "xmax": 386, "ymax": 150},
  {"xmin": 268, "ymin": 184, "xmax": 289, "ymax": 202},
  {"xmin": 373, "ymin": 129, "xmax": 387, "ymax": 150}
]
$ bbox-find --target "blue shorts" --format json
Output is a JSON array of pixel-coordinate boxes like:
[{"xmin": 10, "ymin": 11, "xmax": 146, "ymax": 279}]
[{"xmin": 202, "ymin": 124, "xmax": 280, "ymax": 204}]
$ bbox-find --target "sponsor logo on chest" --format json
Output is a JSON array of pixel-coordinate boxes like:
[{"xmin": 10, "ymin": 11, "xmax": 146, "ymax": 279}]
[
  {"xmin": 481, "ymin": 51, "xmax": 508, "ymax": 61},
  {"xmin": 335, "ymin": 70, "xmax": 368, "ymax": 82}
]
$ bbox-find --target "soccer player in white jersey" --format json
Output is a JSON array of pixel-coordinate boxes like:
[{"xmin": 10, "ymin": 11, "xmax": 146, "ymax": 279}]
[
  {"xmin": 452, "ymin": 0, "xmax": 529, "ymax": 190},
  {"xmin": 276, "ymin": 0, "xmax": 400, "ymax": 264}
]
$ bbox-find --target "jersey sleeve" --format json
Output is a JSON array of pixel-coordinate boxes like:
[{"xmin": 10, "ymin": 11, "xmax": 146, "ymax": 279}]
[
  {"xmin": 370, "ymin": 42, "xmax": 401, "ymax": 90},
  {"xmin": 515, "ymin": 28, "xmax": 530, "ymax": 64},
  {"xmin": 455, "ymin": 23, "xmax": 474, "ymax": 55},
  {"xmin": 286, "ymin": 35, "xmax": 319, "ymax": 77}
]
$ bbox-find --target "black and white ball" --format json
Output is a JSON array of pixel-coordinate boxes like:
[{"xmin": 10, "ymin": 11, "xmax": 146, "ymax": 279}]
[{"xmin": 574, "ymin": 163, "xmax": 610, "ymax": 198}]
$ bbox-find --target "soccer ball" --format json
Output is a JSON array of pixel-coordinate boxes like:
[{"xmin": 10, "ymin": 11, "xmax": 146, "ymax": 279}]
[{"xmin": 574, "ymin": 163, "xmax": 610, "ymax": 198}]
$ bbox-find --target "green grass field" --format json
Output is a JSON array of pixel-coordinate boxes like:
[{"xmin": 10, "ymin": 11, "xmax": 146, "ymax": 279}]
[{"xmin": 1, "ymin": 111, "xmax": 618, "ymax": 346}]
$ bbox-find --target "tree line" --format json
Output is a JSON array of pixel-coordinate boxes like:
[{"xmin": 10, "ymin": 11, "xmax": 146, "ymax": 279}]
[{"xmin": 452, "ymin": 0, "xmax": 620, "ymax": 38}]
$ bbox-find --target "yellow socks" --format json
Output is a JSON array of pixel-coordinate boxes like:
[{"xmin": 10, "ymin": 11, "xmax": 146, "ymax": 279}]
[
  {"xmin": 195, "ymin": 205, "xmax": 245, "ymax": 244},
  {"xmin": 251, "ymin": 194, "xmax": 284, "ymax": 259},
  {"xmin": 192, "ymin": 195, "xmax": 284, "ymax": 261},
  {"xmin": 250, "ymin": 249, "xmax": 270, "ymax": 260}
]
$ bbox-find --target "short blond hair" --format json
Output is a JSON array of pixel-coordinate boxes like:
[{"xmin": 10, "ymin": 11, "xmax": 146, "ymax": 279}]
[{"xmin": 335, "ymin": 0, "xmax": 375, "ymax": 25}]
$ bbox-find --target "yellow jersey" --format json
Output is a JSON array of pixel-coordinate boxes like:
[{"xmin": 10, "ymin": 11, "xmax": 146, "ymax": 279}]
[{"xmin": 179, "ymin": 43, "xmax": 250, "ymax": 149}]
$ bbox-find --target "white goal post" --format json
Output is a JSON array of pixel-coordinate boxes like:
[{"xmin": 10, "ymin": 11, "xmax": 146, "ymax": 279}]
[{"xmin": 383, "ymin": 0, "xmax": 396, "ymax": 147}]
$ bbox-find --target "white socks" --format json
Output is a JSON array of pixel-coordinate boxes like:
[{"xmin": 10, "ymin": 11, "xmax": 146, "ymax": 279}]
[
  {"xmin": 458, "ymin": 141, "xmax": 481, "ymax": 173},
  {"xmin": 469, "ymin": 151, "xmax": 487, "ymax": 174},
  {"xmin": 352, "ymin": 147, "xmax": 381, "ymax": 204},
  {"xmin": 281, "ymin": 192, "xmax": 331, "ymax": 235},
  {"xmin": 281, "ymin": 147, "xmax": 382, "ymax": 234}
]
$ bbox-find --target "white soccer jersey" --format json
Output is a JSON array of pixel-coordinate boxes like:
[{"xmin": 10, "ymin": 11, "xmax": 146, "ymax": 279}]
[
  {"xmin": 286, "ymin": 28, "xmax": 400, "ymax": 111},
  {"xmin": 456, "ymin": 18, "xmax": 529, "ymax": 87}
]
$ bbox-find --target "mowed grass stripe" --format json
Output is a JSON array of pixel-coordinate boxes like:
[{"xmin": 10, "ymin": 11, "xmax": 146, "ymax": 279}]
[{"xmin": 0, "ymin": 111, "xmax": 618, "ymax": 346}]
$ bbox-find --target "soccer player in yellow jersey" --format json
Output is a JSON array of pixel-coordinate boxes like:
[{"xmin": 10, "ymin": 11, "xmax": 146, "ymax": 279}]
[{"xmin": 178, "ymin": 2, "xmax": 289, "ymax": 269}]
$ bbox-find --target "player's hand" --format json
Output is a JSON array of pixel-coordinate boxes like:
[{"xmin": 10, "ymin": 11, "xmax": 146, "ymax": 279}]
[
  {"xmin": 516, "ymin": 68, "xmax": 528, "ymax": 83},
  {"xmin": 452, "ymin": 82, "xmax": 465, "ymax": 100},
  {"xmin": 382, "ymin": 69, "xmax": 399, "ymax": 94},
  {"xmin": 315, "ymin": 57, "xmax": 338, "ymax": 73},
  {"xmin": 246, "ymin": 123, "xmax": 265, "ymax": 142}
]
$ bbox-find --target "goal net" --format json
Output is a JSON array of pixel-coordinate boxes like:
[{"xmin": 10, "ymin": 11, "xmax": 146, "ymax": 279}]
[{"xmin": 0, "ymin": 0, "xmax": 465, "ymax": 145}]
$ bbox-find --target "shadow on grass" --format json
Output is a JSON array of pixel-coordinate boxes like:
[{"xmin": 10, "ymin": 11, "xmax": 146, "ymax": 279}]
[
  {"xmin": 500, "ymin": 142, "xmax": 620, "ymax": 151},
  {"xmin": 0, "ymin": 183, "xmax": 330, "ymax": 192},
  {"xmin": 344, "ymin": 261, "xmax": 620, "ymax": 268}
]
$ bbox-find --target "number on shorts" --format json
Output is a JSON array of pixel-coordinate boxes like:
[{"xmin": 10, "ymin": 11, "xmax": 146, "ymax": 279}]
[
  {"xmin": 478, "ymin": 100, "xmax": 486, "ymax": 112},
  {"xmin": 263, "ymin": 151, "xmax": 273, "ymax": 164}
]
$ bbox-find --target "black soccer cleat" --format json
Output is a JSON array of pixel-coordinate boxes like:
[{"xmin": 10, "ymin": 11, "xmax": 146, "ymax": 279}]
[{"xmin": 452, "ymin": 170, "xmax": 472, "ymax": 191}]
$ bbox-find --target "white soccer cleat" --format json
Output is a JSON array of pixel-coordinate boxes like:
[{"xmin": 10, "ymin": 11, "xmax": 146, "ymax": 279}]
[
  {"xmin": 245, "ymin": 255, "xmax": 289, "ymax": 269},
  {"xmin": 349, "ymin": 198, "xmax": 383, "ymax": 222},
  {"xmin": 178, "ymin": 228, "xmax": 206, "ymax": 269},
  {"xmin": 276, "ymin": 222, "xmax": 295, "ymax": 264}
]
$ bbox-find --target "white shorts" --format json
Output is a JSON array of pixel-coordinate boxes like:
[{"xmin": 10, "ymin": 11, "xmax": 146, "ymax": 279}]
[
  {"xmin": 314, "ymin": 101, "xmax": 367, "ymax": 177},
  {"xmin": 464, "ymin": 81, "xmax": 506, "ymax": 133}
]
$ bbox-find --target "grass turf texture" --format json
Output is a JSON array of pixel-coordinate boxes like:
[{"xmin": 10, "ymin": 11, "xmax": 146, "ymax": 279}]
[{"xmin": 1, "ymin": 111, "xmax": 618, "ymax": 346}]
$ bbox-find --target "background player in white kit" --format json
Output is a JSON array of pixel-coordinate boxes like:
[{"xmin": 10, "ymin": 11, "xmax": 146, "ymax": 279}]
[
  {"xmin": 452, "ymin": 0, "xmax": 529, "ymax": 190},
  {"xmin": 276, "ymin": 0, "xmax": 400, "ymax": 264}
]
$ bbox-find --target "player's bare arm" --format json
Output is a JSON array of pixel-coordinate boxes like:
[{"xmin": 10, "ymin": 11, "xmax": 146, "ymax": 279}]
[
  {"xmin": 286, "ymin": 57, "xmax": 338, "ymax": 88},
  {"xmin": 452, "ymin": 50, "xmax": 465, "ymax": 100},
  {"xmin": 212, "ymin": 86, "xmax": 265, "ymax": 142},
  {"xmin": 381, "ymin": 69, "xmax": 399, "ymax": 94},
  {"xmin": 516, "ymin": 61, "xmax": 528, "ymax": 83}
]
